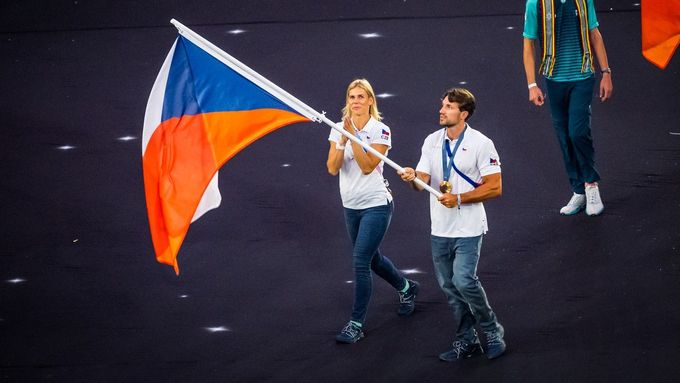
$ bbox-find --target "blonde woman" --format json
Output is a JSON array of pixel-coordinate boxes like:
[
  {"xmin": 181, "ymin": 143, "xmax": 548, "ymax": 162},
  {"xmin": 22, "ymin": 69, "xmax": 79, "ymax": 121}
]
[{"xmin": 326, "ymin": 79, "xmax": 418, "ymax": 343}]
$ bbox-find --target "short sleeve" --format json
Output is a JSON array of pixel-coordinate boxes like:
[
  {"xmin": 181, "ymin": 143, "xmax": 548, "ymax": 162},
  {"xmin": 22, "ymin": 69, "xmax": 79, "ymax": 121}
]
[
  {"xmin": 478, "ymin": 138, "xmax": 501, "ymax": 177},
  {"xmin": 369, "ymin": 123, "xmax": 391, "ymax": 148},
  {"xmin": 587, "ymin": 0, "xmax": 599, "ymax": 30},
  {"xmin": 523, "ymin": 0, "xmax": 539, "ymax": 40}
]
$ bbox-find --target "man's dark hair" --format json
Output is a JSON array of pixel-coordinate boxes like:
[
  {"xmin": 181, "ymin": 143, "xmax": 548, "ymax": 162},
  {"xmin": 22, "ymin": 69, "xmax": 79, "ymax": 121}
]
[{"xmin": 442, "ymin": 88, "xmax": 476, "ymax": 120}]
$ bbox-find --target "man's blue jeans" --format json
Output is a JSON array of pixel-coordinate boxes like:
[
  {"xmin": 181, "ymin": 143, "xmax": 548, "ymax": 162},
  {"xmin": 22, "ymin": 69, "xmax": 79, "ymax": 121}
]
[
  {"xmin": 546, "ymin": 76, "xmax": 600, "ymax": 194},
  {"xmin": 344, "ymin": 201, "xmax": 405, "ymax": 325},
  {"xmin": 431, "ymin": 234, "xmax": 500, "ymax": 343}
]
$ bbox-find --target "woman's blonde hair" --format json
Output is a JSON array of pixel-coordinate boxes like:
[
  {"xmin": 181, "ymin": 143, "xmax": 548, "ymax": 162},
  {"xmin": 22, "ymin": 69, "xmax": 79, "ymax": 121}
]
[{"xmin": 341, "ymin": 78, "xmax": 382, "ymax": 122}]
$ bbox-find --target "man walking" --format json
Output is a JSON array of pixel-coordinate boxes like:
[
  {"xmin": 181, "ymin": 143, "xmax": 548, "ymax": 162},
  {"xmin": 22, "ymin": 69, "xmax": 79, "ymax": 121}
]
[
  {"xmin": 522, "ymin": 0, "xmax": 613, "ymax": 216},
  {"xmin": 400, "ymin": 88, "xmax": 505, "ymax": 361}
]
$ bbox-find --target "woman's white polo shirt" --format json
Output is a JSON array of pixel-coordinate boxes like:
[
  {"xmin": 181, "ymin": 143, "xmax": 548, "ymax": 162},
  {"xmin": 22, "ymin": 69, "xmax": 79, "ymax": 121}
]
[{"xmin": 328, "ymin": 117, "xmax": 393, "ymax": 209}]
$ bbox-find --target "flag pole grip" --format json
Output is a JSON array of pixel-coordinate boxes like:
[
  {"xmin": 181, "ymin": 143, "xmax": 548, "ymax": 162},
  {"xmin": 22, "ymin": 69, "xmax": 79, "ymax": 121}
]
[{"xmin": 317, "ymin": 114, "xmax": 442, "ymax": 198}]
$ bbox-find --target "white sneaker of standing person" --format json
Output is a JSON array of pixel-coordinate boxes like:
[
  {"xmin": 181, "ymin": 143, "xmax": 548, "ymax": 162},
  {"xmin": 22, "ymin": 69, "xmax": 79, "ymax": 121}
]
[
  {"xmin": 585, "ymin": 183, "xmax": 604, "ymax": 216},
  {"xmin": 559, "ymin": 193, "xmax": 586, "ymax": 215}
]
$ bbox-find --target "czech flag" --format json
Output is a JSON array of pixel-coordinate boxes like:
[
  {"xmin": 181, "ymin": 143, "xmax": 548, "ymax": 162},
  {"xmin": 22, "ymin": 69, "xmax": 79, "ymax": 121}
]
[
  {"xmin": 142, "ymin": 21, "xmax": 315, "ymax": 274},
  {"xmin": 641, "ymin": 0, "xmax": 680, "ymax": 69}
]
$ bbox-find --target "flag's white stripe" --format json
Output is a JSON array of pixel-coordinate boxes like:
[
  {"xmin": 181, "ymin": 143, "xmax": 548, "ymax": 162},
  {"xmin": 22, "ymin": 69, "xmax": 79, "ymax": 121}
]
[
  {"xmin": 141, "ymin": 39, "xmax": 222, "ymax": 222},
  {"xmin": 142, "ymin": 40, "xmax": 177, "ymax": 154},
  {"xmin": 193, "ymin": 173, "xmax": 221, "ymax": 222}
]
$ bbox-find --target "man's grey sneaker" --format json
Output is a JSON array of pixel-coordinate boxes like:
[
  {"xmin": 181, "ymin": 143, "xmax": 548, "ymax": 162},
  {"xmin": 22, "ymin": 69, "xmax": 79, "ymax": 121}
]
[
  {"xmin": 560, "ymin": 193, "xmax": 586, "ymax": 215},
  {"xmin": 483, "ymin": 325, "xmax": 506, "ymax": 360},
  {"xmin": 439, "ymin": 339, "xmax": 482, "ymax": 362},
  {"xmin": 397, "ymin": 279, "xmax": 419, "ymax": 316},
  {"xmin": 335, "ymin": 322, "xmax": 364, "ymax": 344},
  {"xmin": 585, "ymin": 184, "xmax": 604, "ymax": 216}
]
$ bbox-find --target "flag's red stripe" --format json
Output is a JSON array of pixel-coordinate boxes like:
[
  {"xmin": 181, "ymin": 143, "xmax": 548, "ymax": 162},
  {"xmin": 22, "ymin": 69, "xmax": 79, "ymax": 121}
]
[{"xmin": 143, "ymin": 108, "xmax": 310, "ymax": 272}]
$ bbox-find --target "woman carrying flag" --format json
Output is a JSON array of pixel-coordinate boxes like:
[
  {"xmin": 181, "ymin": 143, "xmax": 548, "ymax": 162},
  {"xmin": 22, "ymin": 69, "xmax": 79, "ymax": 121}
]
[{"xmin": 326, "ymin": 78, "xmax": 419, "ymax": 343}]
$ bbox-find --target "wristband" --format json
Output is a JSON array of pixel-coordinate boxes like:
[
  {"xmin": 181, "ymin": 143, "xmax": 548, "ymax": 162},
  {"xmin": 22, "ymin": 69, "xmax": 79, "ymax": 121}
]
[
  {"xmin": 335, "ymin": 142, "xmax": 346, "ymax": 150},
  {"xmin": 600, "ymin": 67, "xmax": 611, "ymax": 74},
  {"xmin": 457, "ymin": 194, "xmax": 462, "ymax": 209},
  {"xmin": 528, "ymin": 82, "xmax": 538, "ymax": 89}
]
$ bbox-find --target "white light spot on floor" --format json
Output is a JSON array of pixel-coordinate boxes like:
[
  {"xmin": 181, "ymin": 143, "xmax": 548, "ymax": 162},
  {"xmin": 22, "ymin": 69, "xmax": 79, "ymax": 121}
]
[
  {"xmin": 345, "ymin": 280, "xmax": 354, "ymax": 284},
  {"xmin": 360, "ymin": 33, "xmax": 381, "ymax": 39},
  {"xmin": 633, "ymin": 3, "xmax": 640, "ymax": 6},
  {"xmin": 205, "ymin": 326, "xmax": 231, "ymax": 333},
  {"xmin": 228, "ymin": 29, "xmax": 246, "ymax": 35},
  {"xmin": 178, "ymin": 294, "xmax": 189, "ymax": 299},
  {"xmin": 118, "ymin": 136, "xmax": 136, "ymax": 141},
  {"xmin": 73, "ymin": 238, "xmax": 79, "ymax": 243},
  {"xmin": 281, "ymin": 163, "xmax": 291, "ymax": 167},
  {"xmin": 670, "ymin": 132, "xmax": 680, "ymax": 136},
  {"xmin": 401, "ymin": 268, "xmax": 425, "ymax": 275},
  {"xmin": 7, "ymin": 278, "xmax": 26, "ymax": 284},
  {"xmin": 376, "ymin": 93, "xmax": 395, "ymax": 99},
  {"xmin": 57, "ymin": 145, "xmax": 75, "ymax": 150},
  {"xmin": 506, "ymin": 26, "xmax": 515, "ymax": 30},
  {"xmin": 459, "ymin": 81, "xmax": 468, "ymax": 85}
]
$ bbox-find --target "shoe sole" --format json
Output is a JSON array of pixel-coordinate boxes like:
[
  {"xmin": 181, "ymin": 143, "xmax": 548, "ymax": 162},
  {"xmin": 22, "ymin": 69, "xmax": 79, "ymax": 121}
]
[
  {"xmin": 586, "ymin": 208, "xmax": 604, "ymax": 216},
  {"xmin": 438, "ymin": 346, "xmax": 482, "ymax": 362},
  {"xmin": 439, "ymin": 353, "xmax": 479, "ymax": 362},
  {"xmin": 560, "ymin": 206, "xmax": 585, "ymax": 216},
  {"xmin": 335, "ymin": 334, "xmax": 364, "ymax": 344}
]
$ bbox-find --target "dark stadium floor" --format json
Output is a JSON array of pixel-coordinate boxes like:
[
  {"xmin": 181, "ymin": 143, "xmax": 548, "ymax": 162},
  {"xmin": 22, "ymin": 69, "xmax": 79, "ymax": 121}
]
[{"xmin": 1, "ymin": 1, "xmax": 679, "ymax": 382}]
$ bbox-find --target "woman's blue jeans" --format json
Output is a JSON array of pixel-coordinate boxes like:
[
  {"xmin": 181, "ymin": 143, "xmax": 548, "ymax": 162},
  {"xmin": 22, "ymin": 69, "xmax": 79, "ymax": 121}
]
[
  {"xmin": 431, "ymin": 234, "xmax": 500, "ymax": 343},
  {"xmin": 344, "ymin": 201, "xmax": 405, "ymax": 325}
]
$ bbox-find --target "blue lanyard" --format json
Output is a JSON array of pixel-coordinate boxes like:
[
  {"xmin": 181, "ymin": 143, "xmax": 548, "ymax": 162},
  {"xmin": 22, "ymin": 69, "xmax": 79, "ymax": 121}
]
[{"xmin": 441, "ymin": 127, "xmax": 480, "ymax": 188}]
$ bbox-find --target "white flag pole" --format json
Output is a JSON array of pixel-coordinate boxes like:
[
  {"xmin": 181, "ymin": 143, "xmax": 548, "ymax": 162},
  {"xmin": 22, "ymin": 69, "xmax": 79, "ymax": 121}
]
[{"xmin": 170, "ymin": 19, "xmax": 442, "ymax": 198}]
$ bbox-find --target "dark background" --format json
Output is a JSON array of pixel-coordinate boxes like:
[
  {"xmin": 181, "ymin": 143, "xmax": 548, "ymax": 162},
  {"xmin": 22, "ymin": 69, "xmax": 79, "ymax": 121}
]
[{"xmin": 1, "ymin": 1, "xmax": 679, "ymax": 382}]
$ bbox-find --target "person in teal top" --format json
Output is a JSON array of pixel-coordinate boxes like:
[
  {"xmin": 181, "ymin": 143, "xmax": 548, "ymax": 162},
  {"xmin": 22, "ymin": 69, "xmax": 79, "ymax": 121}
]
[{"xmin": 523, "ymin": 0, "xmax": 613, "ymax": 216}]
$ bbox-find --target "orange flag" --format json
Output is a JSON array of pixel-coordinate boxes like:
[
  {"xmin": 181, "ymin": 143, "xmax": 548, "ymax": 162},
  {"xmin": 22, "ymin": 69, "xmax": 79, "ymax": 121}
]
[{"xmin": 641, "ymin": 0, "xmax": 680, "ymax": 69}]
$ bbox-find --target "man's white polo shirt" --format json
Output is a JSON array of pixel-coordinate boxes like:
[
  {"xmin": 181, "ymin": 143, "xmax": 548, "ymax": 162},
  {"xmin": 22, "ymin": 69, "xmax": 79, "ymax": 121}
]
[
  {"xmin": 415, "ymin": 125, "xmax": 501, "ymax": 238},
  {"xmin": 328, "ymin": 117, "xmax": 393, "ymax": 209}
]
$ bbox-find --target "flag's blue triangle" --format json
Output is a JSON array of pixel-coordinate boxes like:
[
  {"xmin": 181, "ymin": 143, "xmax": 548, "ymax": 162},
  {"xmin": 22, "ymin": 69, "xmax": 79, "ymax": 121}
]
[{"xmin": 162, "ymin": 36, "xmax": 297, "ymax": 121}]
